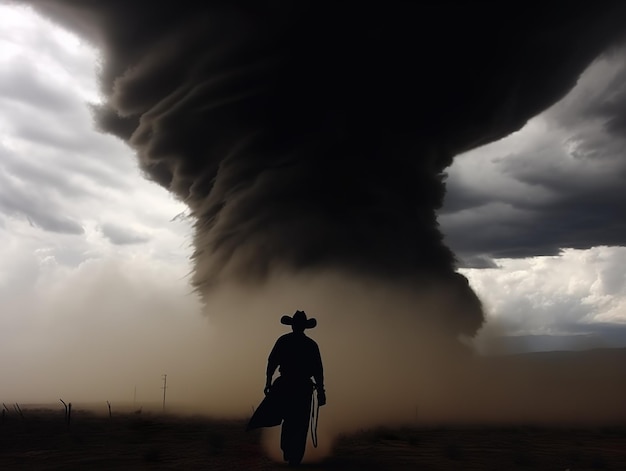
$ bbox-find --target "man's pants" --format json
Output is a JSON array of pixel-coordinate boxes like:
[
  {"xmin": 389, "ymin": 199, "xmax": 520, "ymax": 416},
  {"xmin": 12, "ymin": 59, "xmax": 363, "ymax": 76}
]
[{"xmin": 280, "ymin": 380, "xmax": 313, "ymax": 464}]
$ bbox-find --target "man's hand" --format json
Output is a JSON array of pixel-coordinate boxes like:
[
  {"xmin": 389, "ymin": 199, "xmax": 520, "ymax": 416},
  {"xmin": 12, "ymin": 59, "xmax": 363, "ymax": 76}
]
[
  {"xmin": 264, "ymin": 385, "xmax": 272, "ymax": 396},
  {"xmin": 317, "ymin": 389, "xmax": 326, "ymax": 406}
]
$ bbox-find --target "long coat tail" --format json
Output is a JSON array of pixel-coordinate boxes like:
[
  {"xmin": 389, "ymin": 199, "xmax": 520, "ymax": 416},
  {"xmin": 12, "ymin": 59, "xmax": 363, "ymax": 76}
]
[{"xmin": 247, "ymin": 379, "xmax": 285, "ymax": 430}]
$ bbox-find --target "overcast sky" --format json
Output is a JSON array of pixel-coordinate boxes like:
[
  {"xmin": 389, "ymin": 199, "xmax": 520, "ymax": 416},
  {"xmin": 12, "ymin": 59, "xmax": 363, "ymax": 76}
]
[
  {"xmin": 439, "ymin": 44, "xmax": 626, "ymax": 351},
  {"xmin": 0, "ymin": 5, "xmax": 625, "ymax": 405},
  {"xmin": 0, "ymin": 6, "xmax": 211, "ymax": 405}
]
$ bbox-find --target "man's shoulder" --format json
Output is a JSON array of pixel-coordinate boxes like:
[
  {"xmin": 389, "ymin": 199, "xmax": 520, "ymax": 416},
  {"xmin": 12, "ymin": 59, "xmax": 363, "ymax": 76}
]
[
  {"xmin": 274, "ymin": 333, "xmax": 292, "ymax": 344},
  {"xmin": 275, "ymin": 332, "xmax": 318, "ymax": 346},
  {"xmin": 276, "ymin": 333, "xmax": 317, "ymax": 343},
  {"xmin": 276, "ymin": 332, "xmax": 306, "ymax": 344}
]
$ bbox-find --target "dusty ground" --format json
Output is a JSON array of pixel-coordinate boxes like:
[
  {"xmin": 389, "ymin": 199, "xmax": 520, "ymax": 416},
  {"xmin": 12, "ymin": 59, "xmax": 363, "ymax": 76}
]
[{"xmin": 1, "ymin": 409, "xmax": 625, "ymax": 470}]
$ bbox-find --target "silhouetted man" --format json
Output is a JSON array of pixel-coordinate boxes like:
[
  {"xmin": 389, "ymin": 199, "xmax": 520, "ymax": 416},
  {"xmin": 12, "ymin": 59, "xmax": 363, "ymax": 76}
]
[{"xmin": 247, "ymin": 310, "xmax": 326, "ymax": 466}]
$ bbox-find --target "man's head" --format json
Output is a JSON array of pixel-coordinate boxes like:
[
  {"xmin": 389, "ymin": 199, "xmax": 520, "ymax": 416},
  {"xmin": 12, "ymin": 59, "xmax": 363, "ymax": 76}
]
[{"xmin": 280, "ymin": 310, "xmax": 317, "ymax": 333}]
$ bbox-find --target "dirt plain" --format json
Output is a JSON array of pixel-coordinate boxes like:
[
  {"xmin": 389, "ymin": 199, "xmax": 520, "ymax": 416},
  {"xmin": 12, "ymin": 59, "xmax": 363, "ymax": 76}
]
[{"xmin": 1, "ymin": 408, "xmax": 625, "ymax": 470}]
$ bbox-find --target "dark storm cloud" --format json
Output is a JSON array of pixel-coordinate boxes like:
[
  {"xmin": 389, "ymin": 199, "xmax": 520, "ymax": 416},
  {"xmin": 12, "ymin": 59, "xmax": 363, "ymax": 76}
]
[
  {"xmin": 22, "ymin": 1, "xmax": 626, "ymax": 335},
  {"xmin": 100, "ymin": 222, "xmax": 149, "ymax": 245},
  {"xmin": 442, "ymin": 157, "xmax": 626, "ymax": 261},
  {"xmin": 458, "ymin": 255, "xmax": 499, "ymax": 270},
  {"xmin": 441, "ymin": 48, "xmax": 626, "ymax": 263},
  {"xmin": 556, "ymin": 57, "xmax": 626, "ymax": 134},
  {"xmin": 443, "ymin": 183, "xmax": 626, "ymax": 262}
]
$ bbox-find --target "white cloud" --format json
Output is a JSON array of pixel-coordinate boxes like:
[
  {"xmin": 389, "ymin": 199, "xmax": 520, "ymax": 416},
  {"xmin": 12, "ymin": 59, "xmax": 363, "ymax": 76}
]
[
  {"xmin": 463, "ymin": 246, "xmax": 626, "ymax": 335},
  {"xmin": 0, "ymin": 4, "xmax": 101, "ymax": 103},
  {"xmin": 0, "ymin": 3, "xmax": 192, "ymax": 248}
]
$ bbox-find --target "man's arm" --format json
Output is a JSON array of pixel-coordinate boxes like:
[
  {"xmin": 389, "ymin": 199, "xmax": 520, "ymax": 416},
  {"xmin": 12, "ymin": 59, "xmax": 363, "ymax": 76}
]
[
  {"xmin": 265, "ymin": 339, "xmax": 281, "ymax": 394},
  {"xmin": 312, "ymin": 342, "xmax": 326, "ymax": 405}
]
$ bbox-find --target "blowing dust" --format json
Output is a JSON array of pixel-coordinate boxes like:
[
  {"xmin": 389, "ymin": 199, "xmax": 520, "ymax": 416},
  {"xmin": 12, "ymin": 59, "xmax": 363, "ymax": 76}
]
[{"xmin": 192, "ymin": 271, "xmax": 626, "ymax": 462}]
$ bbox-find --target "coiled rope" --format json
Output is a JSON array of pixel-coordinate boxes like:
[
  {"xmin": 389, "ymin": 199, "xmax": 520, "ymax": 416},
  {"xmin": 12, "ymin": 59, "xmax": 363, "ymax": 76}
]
[{"xmin": 310, "ymin": 386, "xmax": 320, "ymax": 448}]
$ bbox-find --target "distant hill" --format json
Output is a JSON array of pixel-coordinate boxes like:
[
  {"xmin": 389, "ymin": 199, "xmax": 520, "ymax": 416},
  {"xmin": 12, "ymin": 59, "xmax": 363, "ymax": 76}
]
[{"xmin": 490, "ymin": 326, "xmax": 626, "ymax": 354}]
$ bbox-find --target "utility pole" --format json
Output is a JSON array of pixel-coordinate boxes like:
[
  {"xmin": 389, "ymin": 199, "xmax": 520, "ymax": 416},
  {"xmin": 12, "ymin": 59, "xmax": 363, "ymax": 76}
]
[{"xmin": 161, "ymin": 374, "xmax": 167, "ymax": 413}]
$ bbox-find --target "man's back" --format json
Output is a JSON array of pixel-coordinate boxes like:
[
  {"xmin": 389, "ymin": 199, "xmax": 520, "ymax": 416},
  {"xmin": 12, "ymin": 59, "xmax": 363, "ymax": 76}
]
[{"xmin": 269, "ymin": 332, "xmax": 323, "ymax": 383}]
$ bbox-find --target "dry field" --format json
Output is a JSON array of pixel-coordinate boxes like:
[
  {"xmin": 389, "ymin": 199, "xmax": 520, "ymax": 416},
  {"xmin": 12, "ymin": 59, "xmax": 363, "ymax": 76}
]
[{"xmin": 1, "ymin": 409, "xmax": 625, "ymax": 470}]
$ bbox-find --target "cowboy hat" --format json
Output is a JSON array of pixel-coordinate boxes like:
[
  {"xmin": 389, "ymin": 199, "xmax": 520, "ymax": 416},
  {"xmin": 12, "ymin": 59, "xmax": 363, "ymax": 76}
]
[{"xmin": 280, "ymin": 310, "xmax": 317, "ymax": 329}]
